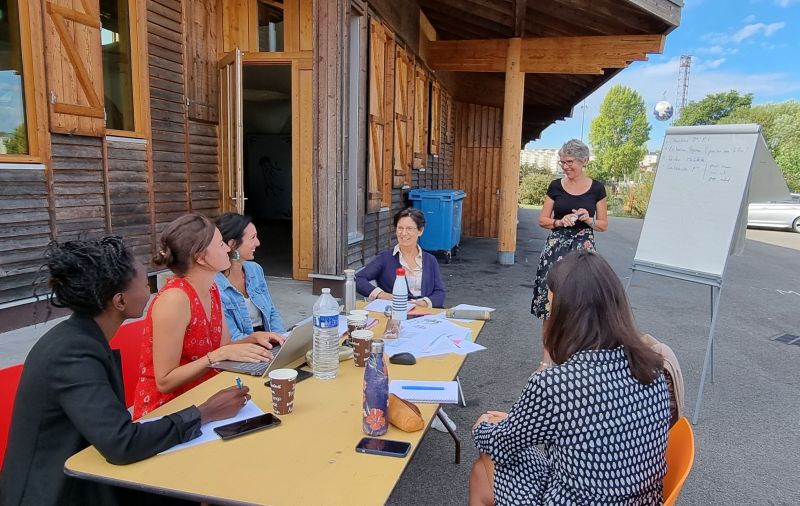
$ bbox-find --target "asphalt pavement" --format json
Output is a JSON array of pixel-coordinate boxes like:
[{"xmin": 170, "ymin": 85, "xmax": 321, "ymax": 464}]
[{"xmin": 388, "ymin": 208, "xmax": 800, "ymax": 505}]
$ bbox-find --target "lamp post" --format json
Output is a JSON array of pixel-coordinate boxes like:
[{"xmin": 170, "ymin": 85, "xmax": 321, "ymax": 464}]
[{"xmin": 579, "ymin": 101, "xmax": 589, "ymax": 142}]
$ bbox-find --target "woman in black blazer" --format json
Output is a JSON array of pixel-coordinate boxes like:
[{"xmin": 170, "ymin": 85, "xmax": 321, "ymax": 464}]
[{"xmin": 0, "ymin": 237, "xmax": 250, "ymax": 506}]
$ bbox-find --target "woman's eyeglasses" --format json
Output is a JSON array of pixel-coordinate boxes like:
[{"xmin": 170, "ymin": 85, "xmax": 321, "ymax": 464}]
[
  {"xmin": 396, "ymin": 227, "xmax": 418, "ymax": 233},
  {"xmin": 558, "ymin": 159, "xmax": 579, "ymax": 167}
]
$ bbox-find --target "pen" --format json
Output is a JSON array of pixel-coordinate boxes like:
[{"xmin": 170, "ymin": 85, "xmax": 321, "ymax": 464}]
[
  {"xmin": 424, "ymin": 334, "xmax": 442, "ymax": 352},
  {"xmin": 401, "ymin": 386, "xmax": 445, "ymax": 390},
  {"xmin": 235, "ymin": 376, "xmax": 243, "ymax": 389}
]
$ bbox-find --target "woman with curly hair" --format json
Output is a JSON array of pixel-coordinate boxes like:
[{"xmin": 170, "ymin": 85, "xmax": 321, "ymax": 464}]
[{"xmin": 0, "ymin": 237, "xmax": 249, "ymax": 506}]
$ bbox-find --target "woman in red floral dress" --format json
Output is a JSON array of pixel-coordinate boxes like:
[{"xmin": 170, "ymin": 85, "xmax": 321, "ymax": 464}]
[{"xmin": 133, "ymin": 214, "xmax": 277, "ymax": 418}]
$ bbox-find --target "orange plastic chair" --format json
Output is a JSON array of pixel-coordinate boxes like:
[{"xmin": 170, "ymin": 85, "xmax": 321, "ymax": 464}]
[
  {"xmin": 110, "ymin": 319, "xmax": 146, "ymax": 408},
  {"xmin": 0, "ymin": 363, "xmax": 24, "ymax": 472},
  {"xmin": 663, "ymin": 416, "xmax": 695, "ymax": 506}
]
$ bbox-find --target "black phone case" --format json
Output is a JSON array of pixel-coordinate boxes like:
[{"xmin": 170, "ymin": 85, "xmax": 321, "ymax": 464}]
[{"xmin": 214, "ymin": 414, "xmax": 281, "ymax": 440}]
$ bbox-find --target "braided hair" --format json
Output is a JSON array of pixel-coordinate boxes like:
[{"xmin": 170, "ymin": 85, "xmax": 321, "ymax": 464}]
[{"xmin": 46, "ymin": 236, "xmax": 137, "ymax": 317}]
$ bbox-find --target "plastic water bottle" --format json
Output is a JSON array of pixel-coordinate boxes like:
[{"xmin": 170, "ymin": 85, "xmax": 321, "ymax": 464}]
[
  {"xmin": 344, "ymin": 269, "xmax": 356, "ymax": 315},
  {"xmin": 363, "ymin": 339, "xmax": 388, "ymax": 436},
  {"xmin": 391, "ymin": 268, "xmax": 408, "ymax": 321},
  {"xmin": 312, "ymin": 288, "xmax": 340, "ymax": 380}
]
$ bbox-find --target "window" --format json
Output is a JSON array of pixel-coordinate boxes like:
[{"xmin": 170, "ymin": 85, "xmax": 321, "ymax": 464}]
[
  {"xmin": 347, "ymin": 12, "xmax": 365, "ymax": 241},
  {"xmin": 0, "ymin": 0, "xmax": 28, "ymax": 155},
  {"xmin": 100, "ymin": 0, "xmax": 134, "ymax": 131},
  {"xmin": 257, "ymin": 0, "xmax": 285, "ymax": 52}
]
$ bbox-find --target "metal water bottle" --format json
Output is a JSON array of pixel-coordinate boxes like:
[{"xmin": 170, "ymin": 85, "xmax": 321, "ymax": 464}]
[{"xmin": 363, "ymin": 340, "xmax": 389, "ymax": 436}]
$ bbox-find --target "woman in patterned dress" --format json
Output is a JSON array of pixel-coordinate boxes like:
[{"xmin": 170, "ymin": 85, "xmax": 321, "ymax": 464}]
[
  {"xmin": 133, "ymin": 214, "xmax": 276, "ymax": 418},
  {"xmin": 470, "ymin": 251, "xmax": 670, "ymax": 505},
  {"xmin": 531, "ymin": 139, "xmax": 608, "ymax": 369}
]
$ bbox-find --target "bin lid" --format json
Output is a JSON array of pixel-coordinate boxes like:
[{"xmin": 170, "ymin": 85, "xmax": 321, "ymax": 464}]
[{"xmin": 408, "ymin": 189, "xmax": 466, "ymax": 201}]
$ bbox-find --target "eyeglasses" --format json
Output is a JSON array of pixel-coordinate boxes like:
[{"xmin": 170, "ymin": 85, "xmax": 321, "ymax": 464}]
[
  {"xmin": 558, "ymin": 159, "xmax": 579, "ymax": 167},
  {"xmin": 396, "ymin": 227, "xmax": 418, "ymax": 233}
]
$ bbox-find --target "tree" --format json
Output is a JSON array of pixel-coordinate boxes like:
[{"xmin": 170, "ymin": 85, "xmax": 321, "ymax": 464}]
[
  {"xmin": 719, "ymin": 100, "xmax": 800, "ymax": 192},
  {"xmin": 588, "ymin": 85, "xmax": 651, "ymax": 181},
  {"xmin": 3, "ymin": 124, "xmax": 27, "ymax": 155},
  {"xmin": 673, "ymin": 90, "xmax": 752, "ymax": 126}
]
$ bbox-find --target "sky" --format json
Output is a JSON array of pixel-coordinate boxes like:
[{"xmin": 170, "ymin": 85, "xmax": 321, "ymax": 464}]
[{"xmin": 526, "ymin": 0, "xmax": 800, "ymax": 152}]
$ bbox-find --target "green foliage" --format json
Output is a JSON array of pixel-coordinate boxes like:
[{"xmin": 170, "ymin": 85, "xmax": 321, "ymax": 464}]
[
  {"xmin": 518, "ymin": 172, "xmax": 553, "ymax": 206},
  {"xmin": 588, "ymin": 85, "xmax": 651, "ymax": 181},
  {"xmin": 719, "ymin": 100, "xmax": 800, "ymax": 192},
  {"xmin": 519, "ymin": 163, "xmax": 551, "ymax": 181},
  {"xmin": 629, "ymin": 173, "xmax": 655, "ymax": 218},
  {"xmin": 3, "ymin": 124, "xmax": 28, "ymax": 155},
  {"xmin": 673, "ymin": 90, "xmax": 753, "ymax": 126}
]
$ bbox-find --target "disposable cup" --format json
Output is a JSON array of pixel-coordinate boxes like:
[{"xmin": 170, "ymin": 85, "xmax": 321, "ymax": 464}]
[
  {"xmin": 350, "ymin": 329, "xmax": 374, "ymax": 367},
  {"xmin": 268, "ymin": 368, "xmax": 298, "ymax": 415}
]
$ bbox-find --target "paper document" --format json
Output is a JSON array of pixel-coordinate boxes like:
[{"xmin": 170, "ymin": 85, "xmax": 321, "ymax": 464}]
[
  {"xmin": 390, "ymin": 380, "xmax": 460, "ymax": 403},
  {"xmin": 362, "ymin": 299, "xmax": 394, "ymax": 312},
  {"xmin": 140, "ymin": 401, "xmax": 265, "ymax": 455},
  {"xmin": 381, "ymin": 315, "xmax": 486, "ymax": 358}
]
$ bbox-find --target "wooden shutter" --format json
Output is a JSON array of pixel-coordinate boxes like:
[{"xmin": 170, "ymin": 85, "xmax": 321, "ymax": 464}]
[
  {"xmin": 412, "ymin": 66, "xmax": 428, "ymax": 168},
  {"xmin": 43, "ymin": 0, "xmax": 105, "ymax": 136},
  {"xmin": 430, "ymin": 81, "xmax": 441, "ymax": 156},
  {"xmin": 367, "ymin": 19, "xmax": 386, "ymax": 212},
  {"xmin": 393, "ymin": 47, "xmax": 413, "ymax": 187},
  {"xmin": 380, "ymin": 31, "xmax": 395, "ymax": 204}
]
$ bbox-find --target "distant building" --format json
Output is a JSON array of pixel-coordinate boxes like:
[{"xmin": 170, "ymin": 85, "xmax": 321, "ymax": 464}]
[
  {"xmin": 640, "ymin": 152, "xmax": 659, "ymax": 172},
  {"xmin": 520, "ymin": 148, "xmax": 560, "ymax": 174}
]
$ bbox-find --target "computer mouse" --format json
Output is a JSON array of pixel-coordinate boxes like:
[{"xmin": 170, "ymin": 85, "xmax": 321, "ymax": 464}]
[{"xmin": 389, "ymin": 352, "xmax": 416, "ymax": 365}]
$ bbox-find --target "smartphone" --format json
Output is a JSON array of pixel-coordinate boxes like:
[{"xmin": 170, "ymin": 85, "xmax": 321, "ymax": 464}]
[
  {"xmin": 214, "ymin": 413, "xmax": 281, "ymax": 440},
  {"xmin": 355, "ymin": 437, "xmax": 411, "ymax": 458},
  {"xmin": 294, "ymin": 367, "xmax": 313, "ymax": 383}
]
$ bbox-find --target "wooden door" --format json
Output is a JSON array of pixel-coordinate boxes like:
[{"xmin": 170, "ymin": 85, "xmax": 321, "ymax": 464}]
[
  {"xmin": 292, "ymin": 58, "xmax": 313, "ymax": 280},
  {"xmin": 218, "ymin": 48, "xmax": 244, "ymax": 213}
]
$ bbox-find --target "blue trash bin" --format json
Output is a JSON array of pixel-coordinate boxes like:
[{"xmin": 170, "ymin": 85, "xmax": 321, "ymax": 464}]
[{"xmin": 408, "ymin": 189, "xmax": 466, "ymax": 262}]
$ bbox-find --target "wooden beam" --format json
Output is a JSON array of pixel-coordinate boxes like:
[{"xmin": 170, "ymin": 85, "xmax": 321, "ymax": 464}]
[
  {"xmin": 513, "ymin": 0, "xmax": 526, "ymax": 37},
  {"xmin": 426, "ymin": 34, "xmax": 665, "ymax": 74},
  {"xmin": 624, "ymin": 0, "xmax": 682, "ymax": 27},
  {"xmin": 497, "ymin": 38, "xmax": 524, "ymax": 265}
]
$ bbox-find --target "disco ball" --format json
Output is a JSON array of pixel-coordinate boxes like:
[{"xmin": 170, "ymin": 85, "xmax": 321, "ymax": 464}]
[{"xmin": 653, "ymin": 100, "xmax": 674, "ymax": 121}]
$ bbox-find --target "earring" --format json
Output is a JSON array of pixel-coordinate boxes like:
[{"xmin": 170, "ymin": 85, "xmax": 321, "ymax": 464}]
[{"xmin": 231, "ymin": 250, "xmax": 241, "ymax": 261}]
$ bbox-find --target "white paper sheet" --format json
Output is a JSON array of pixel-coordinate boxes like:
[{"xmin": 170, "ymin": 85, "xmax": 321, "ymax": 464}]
[
  {"xmin": 140, "ymin": 401, "xmax": 265, "ymax": 455},
  {"xmin": 382, "ymin": 315, "xmax": 485, "ymax": 358},
  {"xmin": 362, "ymin": 299, "xmax": 393, "ymax": 312}
]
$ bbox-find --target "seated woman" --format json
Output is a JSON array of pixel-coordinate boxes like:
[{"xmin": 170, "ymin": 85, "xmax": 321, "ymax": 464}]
[
  {"xmin": 469, "ymin": 251, "xmax": 670, "ymax": 505},
  {"xmin": 133, "ymin": 214, "xmax": 274, "ymax": 418},
  {"xmin": 214, "ymin": 213, "xmax": 286, "ymax": 344},
  {"xmin": 355, "ymin": 207, "xmax": 446, "ymax": 308},
  {"xmin": 0, "ymin": 237, "xmax": 249, "ymax": 506}
]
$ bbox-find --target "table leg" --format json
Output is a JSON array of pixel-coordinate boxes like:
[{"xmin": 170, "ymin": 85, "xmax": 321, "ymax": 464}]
[{"xmin": 436, "ymin": 408, "xmax": 460, "ymax": 464}]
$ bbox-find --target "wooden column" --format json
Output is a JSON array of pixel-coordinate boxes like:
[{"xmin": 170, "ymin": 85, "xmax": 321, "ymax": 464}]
[
  {"xmin": 312, "ymin": 0, "xmax": 347, "ymax": 277},
  {"xmin": 498, "ymin": 38, "xmax": 524, "ymax": 265}
]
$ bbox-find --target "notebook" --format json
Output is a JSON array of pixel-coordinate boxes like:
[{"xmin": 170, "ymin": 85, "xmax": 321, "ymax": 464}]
[{"xmin": 389, "ymin": 380, "xmax": 460, "ymax": 403}]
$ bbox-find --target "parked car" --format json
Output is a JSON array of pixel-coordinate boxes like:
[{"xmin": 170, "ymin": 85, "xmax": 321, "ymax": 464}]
[{"xmin": 747, "ymin": 193, "xmax": 800, "ymax": 233}]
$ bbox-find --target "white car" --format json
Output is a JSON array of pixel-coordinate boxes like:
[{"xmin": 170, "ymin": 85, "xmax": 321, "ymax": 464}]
[{"xmin": 747, "ymin": 193, "xmax": 800, "ymax": 233}]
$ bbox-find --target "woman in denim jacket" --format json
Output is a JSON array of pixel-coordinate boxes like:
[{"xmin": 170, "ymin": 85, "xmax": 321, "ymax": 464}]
[{"xmin": 215, "ymin": 213, "xmax": 287, "ymax": 345}]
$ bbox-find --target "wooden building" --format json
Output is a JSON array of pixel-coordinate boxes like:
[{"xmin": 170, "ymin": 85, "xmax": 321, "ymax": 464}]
[{"xmin": 0, "ymin": 0, "xmax": 681, "ymax": 329}]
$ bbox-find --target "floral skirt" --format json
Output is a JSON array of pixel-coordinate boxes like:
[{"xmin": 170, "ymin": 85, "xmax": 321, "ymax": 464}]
[{"xmin": 530, "ymin": 227, "xmax": 596, "ymax": 319}]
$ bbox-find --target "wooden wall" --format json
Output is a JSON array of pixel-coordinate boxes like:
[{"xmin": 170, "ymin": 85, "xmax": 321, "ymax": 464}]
[
  {"xmin": 106, "ymin": 139, "xmax": 151, "ymax": 263},
  {"xmin": 0, "ymin": 169, "xmax": 50, "ymax": 303},
  {"xmin": 453, "ymin": 102, "xmax": 502, "ymax": 239}
]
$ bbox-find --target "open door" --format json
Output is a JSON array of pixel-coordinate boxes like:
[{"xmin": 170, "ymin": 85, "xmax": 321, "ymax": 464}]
[{"xmin": 219, "ymin": 48, "xmax": 244, "ymax": 213}]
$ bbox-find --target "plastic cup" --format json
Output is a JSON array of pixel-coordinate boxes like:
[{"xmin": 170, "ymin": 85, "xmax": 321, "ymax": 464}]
[
  {"xmin": 350, "ymin": 329, "xmax": 374, "ymax": 367},
  {"xmin": 349, "ymin": 309, "xmax": 369, "ymax": 319},
  {"xmin": 268, "ymin": 368, "xmax": 298, "ymax": 415}
]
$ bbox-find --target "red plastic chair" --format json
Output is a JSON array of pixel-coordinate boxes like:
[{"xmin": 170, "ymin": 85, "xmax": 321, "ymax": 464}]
[
  {"xmin": 663, "ymin": 416, "xmax": 696, "ymax": 506},
  {"xmin": 0, "ymin": 363, "xmax": 24, "ymax": 472},
  {"xmin": 110, "ymin": 319, "xmax": 146, "ymax": 408}
]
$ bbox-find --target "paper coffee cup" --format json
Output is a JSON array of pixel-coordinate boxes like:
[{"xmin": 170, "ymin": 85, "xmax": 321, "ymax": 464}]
[
  {"xmin": 268, "ymin": 368, "xmax": 298, "ymax": 415},
  {"xmin": 350, "ymin": 329, "xmax": 374, "ymax": 367}
]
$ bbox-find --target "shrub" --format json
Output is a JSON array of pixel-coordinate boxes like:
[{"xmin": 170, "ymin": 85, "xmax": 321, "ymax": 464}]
[
  {"xmin": 519, "ymin": 172, "xmax": 553, "ymax": 206},
  {"xmin": 629, "ymin": 173, "xmax": 655, "ymax": 218}
]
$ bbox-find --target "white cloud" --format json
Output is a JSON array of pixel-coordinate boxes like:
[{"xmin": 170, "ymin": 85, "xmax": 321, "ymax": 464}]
[
  {"xmin": 732, "ymin": 22, "xmax": 785, "ymax": 42},
  {"xmin": 743, "ymin": 15, "xmax": 756, "ymax": 23},
  {"xmin": 697, "ymin": 45, "xmax": 725, "ymax": 55},
  {"xmin": 774, "ymin": 0, "xmax": 799, "ymax": 7}
]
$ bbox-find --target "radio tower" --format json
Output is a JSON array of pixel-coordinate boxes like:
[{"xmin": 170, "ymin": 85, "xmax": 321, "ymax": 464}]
[{"xmin": 676, "ymin": 55, "xmax": 692, "ymax": 119}]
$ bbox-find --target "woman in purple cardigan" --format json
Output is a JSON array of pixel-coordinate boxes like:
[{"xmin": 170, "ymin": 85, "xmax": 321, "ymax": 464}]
[{"xmin": 355, "ymin": 208, "xmax": 446, "ymax": 308}]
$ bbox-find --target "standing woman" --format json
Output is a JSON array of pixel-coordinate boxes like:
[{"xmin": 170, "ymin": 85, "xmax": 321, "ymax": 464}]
[
  {"xmin": 531, "ymin": 139, "xmax": 607, "ymax": 364},
  {"xmin": 215, "ymin": 212, "xmax": 287, "ymax": 344},
  {"xmin": 133, "ymin": 214, "xmax": 273, "ymax": 418}
]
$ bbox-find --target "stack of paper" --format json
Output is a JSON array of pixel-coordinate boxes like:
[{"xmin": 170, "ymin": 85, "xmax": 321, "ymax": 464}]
[{"xmin": 382, "ymin": 314, "xmax": 486, "ymax": 358}]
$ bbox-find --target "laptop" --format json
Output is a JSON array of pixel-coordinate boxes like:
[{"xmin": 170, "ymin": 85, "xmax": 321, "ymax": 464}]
[{"xmin": 213, "ymin": 320, "xmax": 314, "ymax": 376}]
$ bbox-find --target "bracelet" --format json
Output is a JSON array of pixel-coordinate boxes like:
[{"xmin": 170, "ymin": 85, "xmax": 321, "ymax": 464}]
[{"xmin": 206, "ymin": 352, "xmax": 213, "ymax": 367}]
